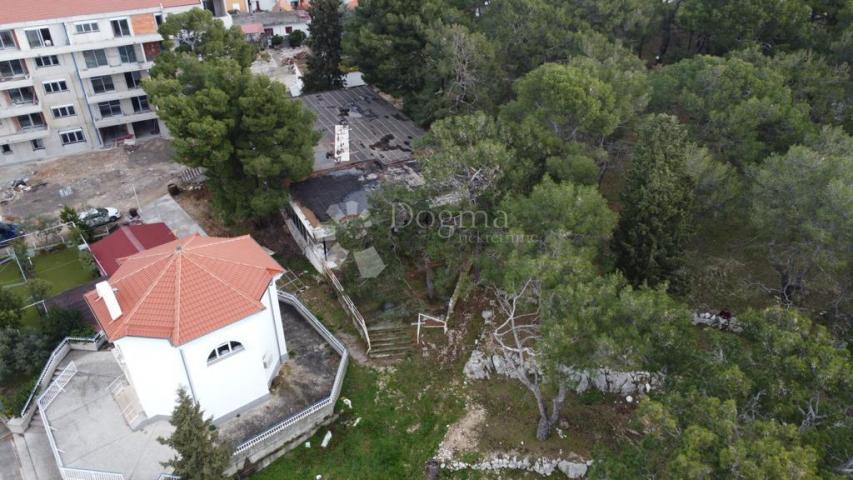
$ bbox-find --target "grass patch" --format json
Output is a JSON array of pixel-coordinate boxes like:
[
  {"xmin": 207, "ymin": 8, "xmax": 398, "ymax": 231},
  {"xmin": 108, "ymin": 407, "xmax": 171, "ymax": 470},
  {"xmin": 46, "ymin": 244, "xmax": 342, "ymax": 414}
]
[
  {"xmin": 470, "ymin": 379, "xmax": 633, "ymax": 459},
  {"xmin": 31, "ymin": 248, "xmax": 96, "ymax": 295},
  {"xmin": 252, "ymin": 358, "xmax": 465, "ymax": 479}
]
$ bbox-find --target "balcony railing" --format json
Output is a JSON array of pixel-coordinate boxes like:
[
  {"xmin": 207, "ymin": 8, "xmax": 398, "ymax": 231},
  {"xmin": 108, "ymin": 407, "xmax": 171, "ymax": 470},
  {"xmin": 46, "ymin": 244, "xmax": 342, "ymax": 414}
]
[
  {"xmin": 20, "ymin": 123, "xmax": 47, "ymax": 132},
  {"xmin": 0, "ymin": 73, "xmax": 29, "ymax": 83}
]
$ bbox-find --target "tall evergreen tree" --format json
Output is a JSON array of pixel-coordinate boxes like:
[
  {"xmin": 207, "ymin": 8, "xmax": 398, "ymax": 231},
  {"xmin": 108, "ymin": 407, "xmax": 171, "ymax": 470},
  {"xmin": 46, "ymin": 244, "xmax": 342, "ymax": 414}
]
[
  {"xmin": 612, "ymin": 114, "xmax": 696, "ymax": 289},
  {"xmin": 145, "ymin": 10, "xmax": 319, "ymax": 223},
  {"xmin": 302, "ymin": 0, "xmax": 344, "ymax": 92},
  {"xmin": 159, "ymin": 388, "xmax": 231, "ymax": 480}
]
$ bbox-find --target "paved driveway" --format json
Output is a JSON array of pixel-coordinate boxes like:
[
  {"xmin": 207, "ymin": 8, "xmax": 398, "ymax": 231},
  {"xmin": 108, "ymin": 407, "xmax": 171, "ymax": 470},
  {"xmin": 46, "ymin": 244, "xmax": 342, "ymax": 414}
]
[{"xmin": 0, "ymin": 432, "xmax": 22, "ymax": 480}]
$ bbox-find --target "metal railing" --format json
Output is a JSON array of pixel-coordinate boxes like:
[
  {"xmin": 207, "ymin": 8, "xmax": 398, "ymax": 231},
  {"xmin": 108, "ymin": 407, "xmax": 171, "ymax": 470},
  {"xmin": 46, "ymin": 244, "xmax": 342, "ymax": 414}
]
[
  {"xmin": 19, "ymin": 332, "xmax": 105, "ymax": 418},
  {"xmin": 323, "ymin": 266, "xmax": 371, "ymax": 353},
  {"xmin": 232, "ymin": 292, "xmax": 349, "ymax": 456},
  {"xmin": 38, "ymin": 361, "xmax": 127, "ymax": 480},
  {"xmin": 36, "ymin": 361, "xmax": 77, "ymax": 411}
]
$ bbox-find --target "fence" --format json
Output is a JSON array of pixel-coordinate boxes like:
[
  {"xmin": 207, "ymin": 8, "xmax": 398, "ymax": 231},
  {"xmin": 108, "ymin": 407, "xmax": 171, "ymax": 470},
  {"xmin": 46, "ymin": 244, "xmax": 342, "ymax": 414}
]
[
  {"xmin": 232, "ymin": 291, "xmax": 349, "ymax": 458},
  {"xmin": 18, "ymin": 332, "xmax": 105, "ymax": 420},
  {"xmin": 323, "ymin": 266, "xmax": 371, "ymax": 353},
  {"xmin": 37, "ymin": 361, "xmax": 126, "ymax": 480}
]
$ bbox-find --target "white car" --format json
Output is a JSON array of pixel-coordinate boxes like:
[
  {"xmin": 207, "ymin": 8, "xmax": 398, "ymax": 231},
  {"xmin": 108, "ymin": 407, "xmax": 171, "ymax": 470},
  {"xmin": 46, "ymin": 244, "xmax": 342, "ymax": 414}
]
[{"xmin": 78, "ymin": 207, "xmax": 121, "ymax": 228}]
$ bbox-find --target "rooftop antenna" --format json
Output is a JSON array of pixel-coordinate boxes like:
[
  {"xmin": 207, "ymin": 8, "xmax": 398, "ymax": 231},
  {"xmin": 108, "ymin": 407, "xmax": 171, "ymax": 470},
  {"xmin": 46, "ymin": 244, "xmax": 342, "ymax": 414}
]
[{"xmin": 334, "ymin": 124, "xmax": 350, "ymax": 163}]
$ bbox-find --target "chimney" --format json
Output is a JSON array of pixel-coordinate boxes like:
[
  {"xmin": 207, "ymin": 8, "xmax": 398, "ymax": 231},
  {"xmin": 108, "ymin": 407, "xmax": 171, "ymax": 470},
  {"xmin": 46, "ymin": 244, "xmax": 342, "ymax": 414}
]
[{"xmin": 96, "ymin": 281, "xmax": 122, "ymax": 321}]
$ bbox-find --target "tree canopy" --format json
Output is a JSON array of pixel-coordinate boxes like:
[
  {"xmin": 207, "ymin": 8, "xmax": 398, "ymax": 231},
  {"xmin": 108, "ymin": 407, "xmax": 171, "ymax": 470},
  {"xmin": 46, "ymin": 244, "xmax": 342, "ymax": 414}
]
[{"xmin": 145, "ymin": 10, "xmax": 319, "ymax": 223}]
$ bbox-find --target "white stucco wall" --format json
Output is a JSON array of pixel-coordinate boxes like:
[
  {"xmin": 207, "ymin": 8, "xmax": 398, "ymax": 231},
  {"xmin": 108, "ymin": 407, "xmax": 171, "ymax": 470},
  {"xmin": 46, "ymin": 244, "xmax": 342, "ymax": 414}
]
[
  {"xmin": 179, "ymin": 280, "xmax": 286, "ymax": 419},
  {"xmin": 114, "ymin": 336, "xmax": 190, "ymax": 418},
  {"xmin": 117, "ymin": 279, "xmax": 286, "ymax": 420}
]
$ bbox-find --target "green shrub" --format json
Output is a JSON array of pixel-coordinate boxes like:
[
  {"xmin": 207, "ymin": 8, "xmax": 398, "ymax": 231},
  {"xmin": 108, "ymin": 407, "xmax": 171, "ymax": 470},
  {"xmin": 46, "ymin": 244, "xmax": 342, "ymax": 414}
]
[
  {"xmin": 271, "ymin": 34, "xmax": 285, "ymax": 47},
  {"xmin": 288, "ymin": 30, "xmax": 306, "ymax": 47},
  {"xmin": 1, "ymin": 377, "xmax": 37, "ymax": 416}
]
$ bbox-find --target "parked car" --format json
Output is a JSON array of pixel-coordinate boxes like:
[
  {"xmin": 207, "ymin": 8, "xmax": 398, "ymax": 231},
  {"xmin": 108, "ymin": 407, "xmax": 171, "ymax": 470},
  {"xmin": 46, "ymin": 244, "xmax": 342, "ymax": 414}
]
[
  {"xmin": 78, "ymin": 207, "xmax": 121, "ymax": 228},
  {"xmin": 0, "ymin": 222, "xmax": 20, "ymax": 243}
]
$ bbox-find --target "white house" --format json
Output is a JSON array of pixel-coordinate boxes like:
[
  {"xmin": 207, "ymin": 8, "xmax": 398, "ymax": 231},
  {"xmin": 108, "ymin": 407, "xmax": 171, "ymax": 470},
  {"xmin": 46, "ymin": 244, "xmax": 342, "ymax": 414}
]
[{"xmin": 84, "ymin": 234, "xmax": 288, "ymax": 420}]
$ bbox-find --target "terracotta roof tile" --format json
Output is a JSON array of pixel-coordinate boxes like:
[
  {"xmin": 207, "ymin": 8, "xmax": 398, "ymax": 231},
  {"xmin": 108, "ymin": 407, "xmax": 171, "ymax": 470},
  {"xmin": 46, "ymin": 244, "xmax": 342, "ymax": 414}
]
[
  {"xmin": 90, "ymin": 223, "xmax": 177, "ymax": 276},
  {"xmin": 84, "ymin": 234, "xmax": 284, "ymax": 345}
]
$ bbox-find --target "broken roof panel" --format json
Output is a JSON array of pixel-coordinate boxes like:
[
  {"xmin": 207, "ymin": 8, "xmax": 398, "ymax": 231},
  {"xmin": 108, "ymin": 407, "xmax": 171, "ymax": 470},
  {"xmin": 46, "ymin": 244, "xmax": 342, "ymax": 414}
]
[{"xmin": 298, "ymin": 86, "xmax": 425, "ymax": 172}]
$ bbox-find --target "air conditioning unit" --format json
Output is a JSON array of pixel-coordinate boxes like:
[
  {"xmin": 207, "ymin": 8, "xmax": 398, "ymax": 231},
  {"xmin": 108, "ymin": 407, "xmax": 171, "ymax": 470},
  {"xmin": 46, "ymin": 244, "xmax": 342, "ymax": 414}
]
[{"xmin": 44, "ymin": 40, "xmax": 52, "ymax": 46}]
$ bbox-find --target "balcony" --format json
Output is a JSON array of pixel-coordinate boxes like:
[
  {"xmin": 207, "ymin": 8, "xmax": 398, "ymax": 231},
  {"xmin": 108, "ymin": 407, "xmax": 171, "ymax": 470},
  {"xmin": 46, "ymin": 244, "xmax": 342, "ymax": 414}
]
[
  {"xmin": 0, "ymin": 73, "xmax": 32, "ymax": 90},
  {"xmin": 86, "ymin": 87, "xmax": 147, "ymax": 104},
  {"xmin": 80, "ymin": 60, "xmax": 153, "ymax": 79},
  {"xmin": 94, "ymin": 109, "xmax": 158, "ymax": 128},
  {"xmin": 0, "ymin": 99, "xmax": 41, "ymax": 119},
  {"xmin": 0, "ymin": 124, "xmax": 49, "ymax": 144}
]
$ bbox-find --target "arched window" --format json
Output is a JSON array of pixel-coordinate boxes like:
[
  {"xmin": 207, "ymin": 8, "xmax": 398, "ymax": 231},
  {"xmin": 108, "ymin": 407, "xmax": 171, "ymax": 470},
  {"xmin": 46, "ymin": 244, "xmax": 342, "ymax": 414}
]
[{"xmin": 207, "ymin": 341, "xmax": 244, "ymax": 364}]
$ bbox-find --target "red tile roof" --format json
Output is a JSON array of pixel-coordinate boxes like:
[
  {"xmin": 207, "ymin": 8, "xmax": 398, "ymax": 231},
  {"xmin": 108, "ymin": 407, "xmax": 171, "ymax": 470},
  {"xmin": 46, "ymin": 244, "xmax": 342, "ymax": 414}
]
[
  {"xmin": 0, "ymin": 0, "xmax": 200, "ymax": 25},
  {"xmin": 85, "ymin": 235, "xmax": 284, "ymax": 346},
  {"xmin": 90, "ymin": 223, "xmax": 177, "ymax": 276}
]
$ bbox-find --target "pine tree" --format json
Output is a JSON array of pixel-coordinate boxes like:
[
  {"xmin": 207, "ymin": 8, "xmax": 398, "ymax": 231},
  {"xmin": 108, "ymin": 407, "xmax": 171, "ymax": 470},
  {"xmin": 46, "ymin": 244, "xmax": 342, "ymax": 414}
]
[
  {"xmin": 302, "ymin": 0, "xmax": 344, "ymax": 92},
  {"xmin": 612, "ymin": 114, "xmax": 695, "ymax": 289},
  {"xmin": 145, "ymin": 10, "xmax": 319, "ymax": 223},
  {"xmin": 158, "ymin": 388, "xmax": 231, "ymax": 480}
]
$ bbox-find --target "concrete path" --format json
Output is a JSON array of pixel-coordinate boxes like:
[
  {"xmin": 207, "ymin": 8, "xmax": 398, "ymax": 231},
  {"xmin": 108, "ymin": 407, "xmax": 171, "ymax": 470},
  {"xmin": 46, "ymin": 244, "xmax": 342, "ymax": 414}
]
[
  {"xmin": 139, "ymin": 194, "xmax": 206, "ymax": 239},
  {"xmin": 0, "ymin": 429, "xmax": 23, "ymax": 480}
]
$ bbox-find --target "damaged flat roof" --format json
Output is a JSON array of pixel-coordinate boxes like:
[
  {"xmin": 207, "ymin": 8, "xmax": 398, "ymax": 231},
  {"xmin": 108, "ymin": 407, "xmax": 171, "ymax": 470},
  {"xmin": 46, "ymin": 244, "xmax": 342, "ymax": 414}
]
[{"xmin": 298, "ymin": 86, "xmax": 425, "ymax": 172}]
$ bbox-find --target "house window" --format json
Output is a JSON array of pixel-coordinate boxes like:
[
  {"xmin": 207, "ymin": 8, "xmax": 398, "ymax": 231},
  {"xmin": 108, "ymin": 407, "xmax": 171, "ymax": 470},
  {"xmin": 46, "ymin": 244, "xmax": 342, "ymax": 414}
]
[
  {"xmin": 43, "ymin": 80, "xmax": 68, "ymax": 94},
  {"xmin": 98, "ymin": 100, "xmax": 122, "ymax": 118},
  {"xmin": 111, "ymin": 19, "xmax": 131, "ymax": 37},
  {"xmin": 131, "ymin": 95, "xmax": 149, "ymax": 113},
  {"xmin": 60, "ymin": 129, "xmax": 85, "ymax": 145},
  {"xmin": 207, "ymin": 341, "xmax": 244, "ymax": 364},
  {"xmin": 124, "ymin": 71, "xmax": 143, "ymax": 89},
  {"xmin": 117, "ymin": 45, "xmax": 137, "ymax": 64},
  {"xmin": 51, "ymin": 104, "xmax": 76, "ymax": 118},
  {"xmin": 75, "ymin": 22, "xmax": 100, "ymax": 34},
  {"xmin": 285, "ymin": 26, "xmax": 293, "ymax": 34},
  {"xmin": 9, "ymin": 88, "xmax": 35, "ymax": 105},
  {"xmin": 31, "ymin": 139, "xmax": 45, "ymax": 151},
  {"xmin": 35, "ymin": 55, "xmax": 59, "ymax": 67},
  {"xmin": 0, "ymin": 59, "xmax": 25, "ymax": 79},
  {"xmin": 83, "ymin": 49, "xmax": 108, "ymax": 68},
  {"xmin": 0, "ymin": 30, "xmax": 17, "ymax": 49},
  {"xmin": 1, "ymin": 144, "xmax": 11, "ymax": 155},
  {"xmin": 91, "ymin": 75, "xmax": 115, "ymax": 94},
  {"xmin": 25, "ymin": 28, "xmax": 53, "ymax": 48},
  {"xmin": 155, "ymin": 14, "xmax": 164, "ymax": 26},
  {"xmin": 17, "ymin": 113, "xmax": 45, "ymax": 130}
]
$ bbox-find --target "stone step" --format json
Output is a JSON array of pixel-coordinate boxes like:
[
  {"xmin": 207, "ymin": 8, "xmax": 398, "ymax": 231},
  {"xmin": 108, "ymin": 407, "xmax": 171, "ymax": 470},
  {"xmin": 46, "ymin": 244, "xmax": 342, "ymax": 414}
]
[
  {"xmin": 368, "ymin": 345, "xmax": 413, "ymax": 358},
  {"xmin": 369, "ymin": 338, "xmax": 414, "ymax": 348}
]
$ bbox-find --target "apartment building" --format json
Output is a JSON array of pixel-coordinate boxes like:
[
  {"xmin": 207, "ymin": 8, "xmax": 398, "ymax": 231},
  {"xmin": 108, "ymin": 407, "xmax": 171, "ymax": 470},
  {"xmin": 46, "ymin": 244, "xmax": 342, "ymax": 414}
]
[{"xmin": 0, "ymin": 0, "xmax": 238, "ymax": 166}]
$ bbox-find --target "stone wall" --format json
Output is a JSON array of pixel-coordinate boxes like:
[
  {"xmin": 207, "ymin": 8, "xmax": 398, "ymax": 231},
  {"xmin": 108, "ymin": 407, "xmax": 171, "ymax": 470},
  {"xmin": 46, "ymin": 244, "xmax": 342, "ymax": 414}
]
[{"xmin": 463, "ymin": 350, "xmax": 662, "ymax": 396}]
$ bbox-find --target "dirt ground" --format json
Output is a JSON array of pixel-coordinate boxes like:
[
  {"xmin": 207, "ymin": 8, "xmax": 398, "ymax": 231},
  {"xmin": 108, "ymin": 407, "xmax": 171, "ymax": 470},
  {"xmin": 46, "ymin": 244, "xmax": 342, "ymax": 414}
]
[{"xmin": 0, "ymin": 138, "xmax": 184, "ymax": 223}]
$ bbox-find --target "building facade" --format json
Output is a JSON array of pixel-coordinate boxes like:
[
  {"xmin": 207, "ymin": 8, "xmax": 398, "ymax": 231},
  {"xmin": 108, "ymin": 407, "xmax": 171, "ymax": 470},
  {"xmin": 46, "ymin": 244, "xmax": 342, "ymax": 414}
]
[
  {"xmin": 0, "ymin": 0, "xmax": 236, "ymax": 166},
  {"xmin": 84, "ymin": 234, "xmax": 289, "ymax": 421}
]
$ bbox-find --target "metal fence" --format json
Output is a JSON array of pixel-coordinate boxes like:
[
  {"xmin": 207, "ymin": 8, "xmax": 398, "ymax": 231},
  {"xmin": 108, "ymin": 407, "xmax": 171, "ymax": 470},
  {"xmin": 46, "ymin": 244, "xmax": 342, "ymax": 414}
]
[
  {"xmin": 19, "ymin": 332, "xmax": 105, "ymax": 418},
  {"xmin": 232, "ymin": 291, "xmax": 349, "ymax": 456},
  {"xmin": 37, "ymin": 361, "xmax": 126, "ymax": 480},
  {"xmin": 323, "ymin": 266, "xmax": 371, "ymax": 353}
]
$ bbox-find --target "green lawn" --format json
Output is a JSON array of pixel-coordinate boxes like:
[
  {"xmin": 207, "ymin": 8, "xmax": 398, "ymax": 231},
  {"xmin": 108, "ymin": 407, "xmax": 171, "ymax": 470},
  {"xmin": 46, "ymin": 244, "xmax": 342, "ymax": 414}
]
[
  {"xmin": 252, "ymin": 359, "xmax": 465, "ymax": 479},
  {"xmin": 2, "ymin": 247, "xmax": 97, "ymax": 330},
  {"xmin": 31, "ymin": 248, "xmax": 96, "ymax": 295}
]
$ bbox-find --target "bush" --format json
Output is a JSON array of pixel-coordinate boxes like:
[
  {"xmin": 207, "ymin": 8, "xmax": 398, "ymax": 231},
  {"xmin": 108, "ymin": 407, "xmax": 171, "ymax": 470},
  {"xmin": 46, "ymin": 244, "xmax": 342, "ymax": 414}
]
[
  {"xmin": 288, "ymin": 30, "xmax": 306, "ymax": 47},
  {"xmin": 0, "ymin": 288, "xmax": 23, "ymax": 328},
  {"xmin": 43, "ymin": 308, "xmax": 92, "ymax": 343},
  {"xmin": 0, "ymin": 377, "xmax": 36, "ymax": 417},
  {"xmin": 271, "ymin": 34, "xmax": 285, "ymax": 47}
]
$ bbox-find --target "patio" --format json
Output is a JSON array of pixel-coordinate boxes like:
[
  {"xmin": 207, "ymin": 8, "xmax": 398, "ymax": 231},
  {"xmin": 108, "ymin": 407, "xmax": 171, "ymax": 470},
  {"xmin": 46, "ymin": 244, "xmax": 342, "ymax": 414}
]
[{"xmin": 40, "ymin": 297, "xmax": 342, "ymax": 480}]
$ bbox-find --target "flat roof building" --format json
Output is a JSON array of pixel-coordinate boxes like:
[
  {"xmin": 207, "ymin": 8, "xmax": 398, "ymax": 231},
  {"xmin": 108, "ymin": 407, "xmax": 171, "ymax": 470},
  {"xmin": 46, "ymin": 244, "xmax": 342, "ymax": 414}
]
[{"xmin": 0, "ymin": 0, "xmax": 240, "ymax": 165}]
